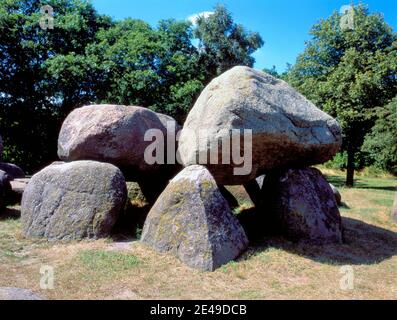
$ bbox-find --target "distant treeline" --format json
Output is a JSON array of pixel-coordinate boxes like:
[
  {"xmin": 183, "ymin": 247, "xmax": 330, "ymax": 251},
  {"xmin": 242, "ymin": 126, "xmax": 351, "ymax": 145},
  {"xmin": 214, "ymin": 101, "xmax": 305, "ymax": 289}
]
[
  {"xmin": 0, "ymin": 1, "xmax": 263, "ymax": 173},
  {"xmin": 0, "ymin": 1, "xmax": 396, "ymax": 185}
]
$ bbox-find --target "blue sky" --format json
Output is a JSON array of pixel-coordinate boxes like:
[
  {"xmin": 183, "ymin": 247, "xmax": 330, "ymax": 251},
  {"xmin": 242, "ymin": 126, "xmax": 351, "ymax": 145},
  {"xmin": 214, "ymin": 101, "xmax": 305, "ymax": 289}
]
[{"xmin": 91, "ymin": 0, "xmax": 397, "ymax": 72}]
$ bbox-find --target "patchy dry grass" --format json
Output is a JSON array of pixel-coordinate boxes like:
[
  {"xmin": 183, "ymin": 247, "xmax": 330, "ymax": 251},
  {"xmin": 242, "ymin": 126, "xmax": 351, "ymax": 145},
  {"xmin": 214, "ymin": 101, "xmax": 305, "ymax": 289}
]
[{"xmin": 0, "ymin": 169, "xmax": 396, "ymax": 300}]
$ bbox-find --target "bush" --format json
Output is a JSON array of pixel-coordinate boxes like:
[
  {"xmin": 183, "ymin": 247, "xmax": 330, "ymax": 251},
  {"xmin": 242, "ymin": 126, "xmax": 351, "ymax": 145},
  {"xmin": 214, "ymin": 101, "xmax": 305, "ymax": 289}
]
[{"xmin": 363, "ymin": 97, "xmax": 397, "ymax": 176}]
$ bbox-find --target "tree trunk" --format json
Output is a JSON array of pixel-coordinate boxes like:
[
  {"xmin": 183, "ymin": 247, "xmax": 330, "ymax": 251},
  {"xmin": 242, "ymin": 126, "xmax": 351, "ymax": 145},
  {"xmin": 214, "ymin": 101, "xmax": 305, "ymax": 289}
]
[
  {"xmin": 346, "ymin": 150, "xmax": 355, "ymax": 187},
  {"xmin": 392, "ymin": 192, "xmax": 397, "ymax": 223}
]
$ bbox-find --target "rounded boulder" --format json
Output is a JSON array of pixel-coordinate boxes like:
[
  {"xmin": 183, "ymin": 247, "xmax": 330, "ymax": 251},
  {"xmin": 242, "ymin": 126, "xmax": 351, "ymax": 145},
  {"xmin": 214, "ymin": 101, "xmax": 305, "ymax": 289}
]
[
  {"xmin": 21, "ymin": 161, "xmax": 127, "ymax": 241},
  {"xmin": 178, "ymin": 66, "xmax": 342, "ymax": 185},
  {"xmin": 58, "ymin": 105, "xmax": 180, "ymax": 176}
]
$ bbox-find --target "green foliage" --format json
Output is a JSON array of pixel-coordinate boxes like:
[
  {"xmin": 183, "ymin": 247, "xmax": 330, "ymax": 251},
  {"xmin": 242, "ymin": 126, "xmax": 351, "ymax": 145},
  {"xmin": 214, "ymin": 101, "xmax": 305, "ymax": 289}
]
[
  {"xmin": 324, "ymin": 152, "xmax": 348, "ymax": 170},
  {"xmin": 0, "ymin": 1, "xmax": 262, "ymax": 172},
  {"xmin": 77, "ymin": 249, "xmax": 139, "ymax": 272},
  {"xmin": 87, "ymin": 18, "xmax": 203, "ymax": 123},
  {"xmin": 263, "ymin": 66, "xmax": 280, "ymax": 78},
  {"xmin": 363, "ymin": 97, "xmax": 397, "ymax": 175},
  {"xmin": 0, "ymin": 0, "xmax": 112, "ymax": 172},
  {"xmin": 324, "ymin": 151, "xmax": 373, "ymax": 170},
  {"xmin": 194, "ymin": 4, "xmax": 264, "ymax": 81},
  {"xmin": 287, "ymin": 4, "xmax": 397, "ymax": 183}
]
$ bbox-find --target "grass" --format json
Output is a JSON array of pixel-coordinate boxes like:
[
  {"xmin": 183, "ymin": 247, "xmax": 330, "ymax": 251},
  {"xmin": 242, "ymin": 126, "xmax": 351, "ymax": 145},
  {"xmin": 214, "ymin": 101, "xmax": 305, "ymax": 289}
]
[
  {"xmin": 0, "ymin": 168, "xmax": 396, "ymax": 300},
  {"xmin": 77, "ymin": 250, "xmax": 140, "ymax": 272}
]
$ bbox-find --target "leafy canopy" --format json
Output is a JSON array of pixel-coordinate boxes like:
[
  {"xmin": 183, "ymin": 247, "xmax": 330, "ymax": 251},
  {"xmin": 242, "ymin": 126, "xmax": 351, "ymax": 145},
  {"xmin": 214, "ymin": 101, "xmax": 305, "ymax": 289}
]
[{"xmin": 287, "ymin": 4, "xmax": 397, "ymax": 183}]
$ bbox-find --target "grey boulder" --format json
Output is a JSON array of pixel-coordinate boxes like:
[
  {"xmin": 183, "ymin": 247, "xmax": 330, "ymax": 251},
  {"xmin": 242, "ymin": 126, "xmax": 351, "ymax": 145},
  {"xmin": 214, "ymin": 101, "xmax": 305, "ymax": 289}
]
[
  {"xmin": 21, "ymin": 161, "xmax": 127, "ymax": 241},
  {"xmin": 0, "ymin": 287, "xmax": 45, "ymax": 300},
  {"xmin": 141, "ymin": 165, "xmax": 249, "ymax": 271},
  {"xmin": 0, "ymin": 162, "xmax": 25, "ymax": 180},
  {"xmin": 178, "ymin": 66, "xmax": 342, "ymax": 185},
  {"xmin": 9, "ymin": 178, "xmax": 30, "ymax": 204},
  {"xmin": 263, "ymin": 168, "xmax": 343, "ymax": 244},
  {"xmin": 58, "ymin": 104, "xmax": 181, "ymax": 177},
  {"xmin": 0, "ymin": 170, "xmax": 11, "ymax": 210}
]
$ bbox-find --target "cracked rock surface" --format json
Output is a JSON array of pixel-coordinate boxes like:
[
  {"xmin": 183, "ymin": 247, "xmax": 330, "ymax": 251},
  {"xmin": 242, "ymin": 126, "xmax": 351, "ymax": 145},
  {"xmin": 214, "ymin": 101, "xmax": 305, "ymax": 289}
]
[
  {"xmin": 21, "ymin": 161, "xmax": 127, "ymax": 241},
  {"xmin": 178, "ymin": 66, "xmax": 342, "ymax": 185}
]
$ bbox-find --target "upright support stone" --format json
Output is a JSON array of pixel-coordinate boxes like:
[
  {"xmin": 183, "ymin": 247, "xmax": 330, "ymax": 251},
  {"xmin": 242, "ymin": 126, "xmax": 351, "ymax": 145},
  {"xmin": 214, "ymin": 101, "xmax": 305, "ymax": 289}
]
[
  {"xmin": 260, "ymin": 168, "xmax": 343, "ymax": 244},
  {"xmin": 141, "ymin": 165, "xmax": 249, "ymax": 271}
]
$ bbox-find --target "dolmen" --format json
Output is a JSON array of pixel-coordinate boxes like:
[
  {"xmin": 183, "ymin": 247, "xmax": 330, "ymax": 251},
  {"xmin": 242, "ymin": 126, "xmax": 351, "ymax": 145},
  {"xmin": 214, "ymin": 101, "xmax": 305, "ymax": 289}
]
[{"xmin": 21, "ymin": 66, "xmax": 344, "ymax": 271}]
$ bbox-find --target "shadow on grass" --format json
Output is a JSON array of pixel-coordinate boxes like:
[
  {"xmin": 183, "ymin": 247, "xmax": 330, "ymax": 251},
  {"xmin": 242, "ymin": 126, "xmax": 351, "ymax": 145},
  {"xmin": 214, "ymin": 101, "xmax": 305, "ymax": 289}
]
[
  {"xmin": 325, "ymin": 175, "xmax": 396, "ymax": 192},
  {"xmin": 0, "ymin": 207, "xmax": 21, "ymax": 221},
  {"xmin": 238, "ymin": 209, "xmax": 397, "ymax": 266},
  {"xmin": 111, "ymin": 202, "xmax": 150, "ymax": 242}
]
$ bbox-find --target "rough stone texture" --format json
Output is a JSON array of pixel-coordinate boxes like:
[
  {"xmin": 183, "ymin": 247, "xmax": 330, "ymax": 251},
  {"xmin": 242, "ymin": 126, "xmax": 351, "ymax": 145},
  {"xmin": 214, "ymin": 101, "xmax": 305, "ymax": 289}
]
[
  {"xmin": 392, "ymin": 192, "xmax": 397, "ymax": 223},
  {"xmin": 141, "ymin": 165, "xmax": 249, "ymax": 271},
  {"xmin": 21, "ymin": 161, "xmax": 127, "ymax": 241},
  {"xmin": 178, "ymin": 66, "xmax": 342, "ymax": 185},
  {"xmin": 0, "ymin": 170, "xmax": 11, "ymax": 210},
  {"xmin": 9, "ymin": 178, "xmax": 30, "ymax": 204},
  {"xmin": 330, "ymin": 183, "xmax": 342, "ymax": 206},
  {"xmin": 126, "ymin": 181, "xmax": 148, "ymax": 205},
  {"xmin": 58, "ymin": 104, "xmax": 181, "ymax": 177},
  {"xmin": 0, "ymin": 162, "xmax": 25, "ymax": 180},
  {"xmin": 0, "ymin": 287, "xmax": 45, "ymax": 300},
  {"xmin": 263, "ymin": 168, "xmax": 343, "ymax": 244}
]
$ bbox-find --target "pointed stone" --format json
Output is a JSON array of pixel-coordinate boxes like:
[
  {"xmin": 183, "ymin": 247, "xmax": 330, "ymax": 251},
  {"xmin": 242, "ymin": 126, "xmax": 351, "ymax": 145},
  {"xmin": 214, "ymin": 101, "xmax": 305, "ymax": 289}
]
[{"xmin": 141, "ymin": 165, "xmax": 248, "ymax": 271}]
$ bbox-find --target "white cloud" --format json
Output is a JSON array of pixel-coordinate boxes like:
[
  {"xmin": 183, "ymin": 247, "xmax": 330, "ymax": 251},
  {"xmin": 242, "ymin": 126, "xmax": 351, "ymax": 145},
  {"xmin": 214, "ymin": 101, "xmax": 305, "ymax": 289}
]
[{"xmin": 187, "ymin": 11, "xmax": 214, "ymax": 26}]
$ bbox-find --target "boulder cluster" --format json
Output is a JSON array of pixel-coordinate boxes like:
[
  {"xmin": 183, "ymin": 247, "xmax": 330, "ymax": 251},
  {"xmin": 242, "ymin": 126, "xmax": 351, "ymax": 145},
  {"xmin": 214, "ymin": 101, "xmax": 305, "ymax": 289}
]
[
  {"xmin": 0, "ymin": 136, "xmax": 26, "ymax": 210},
  {"xmin": 16, "ymin": 66, "xmax": 344, "ymax": 271}
]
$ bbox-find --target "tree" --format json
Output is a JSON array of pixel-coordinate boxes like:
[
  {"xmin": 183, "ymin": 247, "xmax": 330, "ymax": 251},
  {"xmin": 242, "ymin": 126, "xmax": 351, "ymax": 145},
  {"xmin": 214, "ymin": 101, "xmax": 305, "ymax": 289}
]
[
  {"xmin": 263, "ymin": 66, "xmax": 279, "ymax": 78},
  {"xmin": 287, "ymin": 4, "xmax": 397, "ymax": 186},
  {"xmin": 362, "ymin": 97, "xmax": 397, "ymax": 175},
  {"xmin": 194, "ymin": 5, "xmax": 264, "ymax": 81},
  {"xmin": 0, "ymin": 1, "xmax": 265, "ymax": 172},
  {"xmin": 0, "ymin": 0, "xmax": 111, "ymax": 172},
  {"xmin": 86, "ymin": 18, "xmax": 203, "ymax": 123}
]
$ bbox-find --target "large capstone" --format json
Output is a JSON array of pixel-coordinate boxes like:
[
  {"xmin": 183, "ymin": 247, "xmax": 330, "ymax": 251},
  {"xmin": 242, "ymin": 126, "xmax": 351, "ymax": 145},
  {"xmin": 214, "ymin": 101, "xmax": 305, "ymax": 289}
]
[
  {"xmin": 261, "ymin": 168, "xmax": 343, "ymax": 244},
  {"xmin": 141, "ymin": 165, "xmax": 249, "ymax": 271},
  {"xmin": 178, "ymin": 66, "xmax": 342, "ymax": 185},
  {"xmin": 21, "ymin": 161, "xmax": 127, "ymax": 241},
  {"xmin": 58, "ymin": 104, "xmax": 180, "ymax": 178}
]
